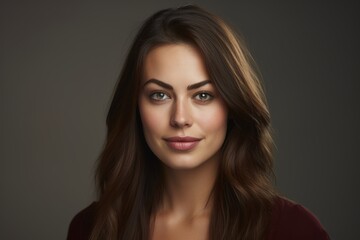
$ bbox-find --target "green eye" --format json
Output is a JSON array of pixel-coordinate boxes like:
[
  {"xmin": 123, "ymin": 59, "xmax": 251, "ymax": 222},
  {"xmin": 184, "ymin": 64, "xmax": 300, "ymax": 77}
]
[
  {"xmin": 194, "ymin": 92, "xmax": 214, "ymax": 101},
  {"xmin": 150, "ymin": 92, "xmax": 170, "ymax": 101}
]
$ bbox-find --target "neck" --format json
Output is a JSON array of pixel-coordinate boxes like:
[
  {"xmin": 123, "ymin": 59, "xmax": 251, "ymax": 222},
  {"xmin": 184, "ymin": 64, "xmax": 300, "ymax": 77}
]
[{"xmin": 159, "ymin": 154, "xmax": 219, "ymax": 218}]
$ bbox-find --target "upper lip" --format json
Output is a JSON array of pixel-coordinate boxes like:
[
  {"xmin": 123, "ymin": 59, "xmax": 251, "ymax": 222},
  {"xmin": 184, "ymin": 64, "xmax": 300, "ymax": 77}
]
[{"xmin": 163, "ymin": 136, "xmax": 202, "ymax": 142}]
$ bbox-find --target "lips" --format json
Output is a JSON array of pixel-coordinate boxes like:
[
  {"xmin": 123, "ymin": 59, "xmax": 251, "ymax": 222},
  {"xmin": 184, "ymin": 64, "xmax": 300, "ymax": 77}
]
[{"xmin": 163, "ymin": 136, "xmax": 202, "ymax": 151}]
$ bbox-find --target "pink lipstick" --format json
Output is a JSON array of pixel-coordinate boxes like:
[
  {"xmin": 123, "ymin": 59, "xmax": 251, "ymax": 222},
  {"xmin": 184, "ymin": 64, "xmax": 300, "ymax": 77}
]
[{"xmin": 163, "ymin": 136, "xmax": 201, "ymax": 151}]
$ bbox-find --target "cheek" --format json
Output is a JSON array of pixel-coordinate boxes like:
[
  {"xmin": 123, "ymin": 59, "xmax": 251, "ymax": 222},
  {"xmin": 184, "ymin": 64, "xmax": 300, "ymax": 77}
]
[
  {"xmin": 138, "ymin": 101, "xmax": 167, "ymax": 137},
  {"xmin": 196, "ymin": 104, "xmax": 228, "ymax": 134}
]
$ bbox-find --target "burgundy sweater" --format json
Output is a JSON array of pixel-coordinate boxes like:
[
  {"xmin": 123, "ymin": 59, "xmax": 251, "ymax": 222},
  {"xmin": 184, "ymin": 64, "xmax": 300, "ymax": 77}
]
[{"xmin": 67, "ymin": 197, "xmax": 330, "ymax": 239}]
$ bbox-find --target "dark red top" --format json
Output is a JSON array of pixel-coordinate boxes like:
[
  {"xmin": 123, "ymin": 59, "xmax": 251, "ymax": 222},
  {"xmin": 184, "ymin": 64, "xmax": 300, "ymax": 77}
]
[{"xmin": 67, "ymin": 197, "xmax": 330, "ymax": 240}]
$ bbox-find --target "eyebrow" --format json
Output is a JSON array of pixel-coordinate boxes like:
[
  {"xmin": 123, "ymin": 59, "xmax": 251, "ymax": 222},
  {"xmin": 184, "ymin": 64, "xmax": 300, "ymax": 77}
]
[{"xmin": 143, "ymin": 79, "xmax": 212, "ymax": 90}]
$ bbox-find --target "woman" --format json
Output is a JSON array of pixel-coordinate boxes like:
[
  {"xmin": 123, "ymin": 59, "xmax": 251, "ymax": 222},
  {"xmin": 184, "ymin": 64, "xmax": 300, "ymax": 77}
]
[{"xmin": 67, "ymin": 5, "xmax": 330, "ymax": 240}]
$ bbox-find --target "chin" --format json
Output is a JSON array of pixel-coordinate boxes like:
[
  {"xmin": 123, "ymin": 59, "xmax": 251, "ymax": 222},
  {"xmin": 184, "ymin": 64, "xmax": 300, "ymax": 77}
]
[
  {"xmin": 158, "ymin": 153, "xmax": 218, "ymax": 171},
  {"xmin": 164, "ymin": 161, "xmax": 202, "ymax": 170}
]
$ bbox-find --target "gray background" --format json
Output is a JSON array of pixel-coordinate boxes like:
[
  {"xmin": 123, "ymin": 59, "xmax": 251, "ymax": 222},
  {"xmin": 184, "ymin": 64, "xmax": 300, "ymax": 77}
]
[{"xmin": 1, "ymin": 0, "xmax": 359, "ymax": 239}]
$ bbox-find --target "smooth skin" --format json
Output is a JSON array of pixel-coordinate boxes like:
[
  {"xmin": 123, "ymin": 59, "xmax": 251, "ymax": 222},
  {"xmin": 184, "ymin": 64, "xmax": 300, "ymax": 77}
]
[{"xmin": 138, "ymin": 44, "xmax": 228, "ymax": 240}]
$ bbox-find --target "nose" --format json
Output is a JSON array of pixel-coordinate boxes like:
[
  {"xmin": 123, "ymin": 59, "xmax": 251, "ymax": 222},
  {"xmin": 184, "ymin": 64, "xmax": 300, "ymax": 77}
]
[{"xmin": 170, "ymin": 98, "xmax": 193, "ymax": 128}]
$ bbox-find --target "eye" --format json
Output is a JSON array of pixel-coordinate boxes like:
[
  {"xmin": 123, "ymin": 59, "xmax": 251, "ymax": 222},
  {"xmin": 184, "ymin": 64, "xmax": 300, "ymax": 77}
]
[
  {"xmin": 149, "ymin": 92, "xmax": 170, "ymax": 101},
  {"xmin": 194, "ymin": 92, "xmax": 214, "ymax": 102}
]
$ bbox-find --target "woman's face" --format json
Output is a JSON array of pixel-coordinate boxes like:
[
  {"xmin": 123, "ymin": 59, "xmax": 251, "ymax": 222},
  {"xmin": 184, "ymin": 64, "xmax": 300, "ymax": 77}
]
[{"xmin": 138, "ymin": 44, "xmax": 228, "ymax": 170}]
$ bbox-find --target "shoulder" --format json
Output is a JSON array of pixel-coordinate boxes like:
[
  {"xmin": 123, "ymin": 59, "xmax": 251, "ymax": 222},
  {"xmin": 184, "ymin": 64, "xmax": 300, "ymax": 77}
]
[
  {"xmin": 266, "ymin": 196, "xmax": 330, "ymax": 240},
  {"xmin": 67, "ymin": 202, "xmax": 97, "ymax": 240}
]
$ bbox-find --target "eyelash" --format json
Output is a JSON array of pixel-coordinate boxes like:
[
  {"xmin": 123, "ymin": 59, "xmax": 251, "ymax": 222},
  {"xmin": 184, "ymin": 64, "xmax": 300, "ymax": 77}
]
[
  {"xmin": 148, "ymin": 91, "xmax": 214, "ymax": 103},
  {"xmin": 194, "ymin": 92, "xmax": 214, "ymax": 102},
  {"xmin": 149, "ymin": 92, "xmax": 170, "ymax": 101}
]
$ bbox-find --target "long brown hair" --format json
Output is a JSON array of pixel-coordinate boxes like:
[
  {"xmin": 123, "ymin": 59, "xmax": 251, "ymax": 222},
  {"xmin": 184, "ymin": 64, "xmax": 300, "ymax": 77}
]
[{"xmin": 91, "ymin": 5, "xmax": 276, "ymax": 240}]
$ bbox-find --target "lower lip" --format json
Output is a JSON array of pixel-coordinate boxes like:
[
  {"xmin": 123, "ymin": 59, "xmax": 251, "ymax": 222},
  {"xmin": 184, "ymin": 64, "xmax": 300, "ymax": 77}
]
[{"xmin": 165, "ymin": 141, "xmax": 200, "ymax": 151}]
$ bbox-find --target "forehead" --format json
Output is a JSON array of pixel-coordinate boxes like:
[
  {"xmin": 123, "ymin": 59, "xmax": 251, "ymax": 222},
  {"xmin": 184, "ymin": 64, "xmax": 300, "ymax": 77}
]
[{"xmin": 142, "ymin": 44, "xmax": 209, "ymax": 85}]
